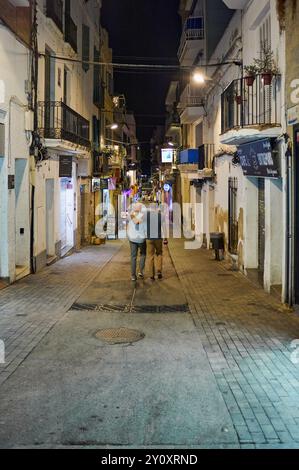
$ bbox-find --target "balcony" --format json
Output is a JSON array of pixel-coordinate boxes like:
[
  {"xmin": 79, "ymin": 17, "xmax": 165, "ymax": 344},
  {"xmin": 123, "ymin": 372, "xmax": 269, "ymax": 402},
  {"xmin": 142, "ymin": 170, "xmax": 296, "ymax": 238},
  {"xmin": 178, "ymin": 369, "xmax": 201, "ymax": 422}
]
[
  {"xmin": 38, "ymin": 101, "xmax": 90, "ymax": 150},
  {"xmin": 46, "ymin": 0, "xmax": 63, "ymax": 33},
  {"xmin": 222, "ymin": 0, "xmax": 250, "ymax": 9},
  {"xmin": 178, "ymin": 16, "xmax": 204, "ymax": 66},
  {"xmin": 179, "ymin": 149, "xmax": 199, "ymax": 164},
  {"xmin": 220, "ymin": 74, "xmax": 282, "ymax": 145},
  {"xmin": 65, "ymin": 13, "xmax": 77, "ymax": 52},
  {"xmin": 178, "ymin": 84, "xmax": 205, "ymax": 124},
  {"xmin": 198, "ymin": 144, "xmax": 215, "ymax": 170},
  {"xmin": 165, "ymin": 109, "xmax": 180, "ymax": 132}
]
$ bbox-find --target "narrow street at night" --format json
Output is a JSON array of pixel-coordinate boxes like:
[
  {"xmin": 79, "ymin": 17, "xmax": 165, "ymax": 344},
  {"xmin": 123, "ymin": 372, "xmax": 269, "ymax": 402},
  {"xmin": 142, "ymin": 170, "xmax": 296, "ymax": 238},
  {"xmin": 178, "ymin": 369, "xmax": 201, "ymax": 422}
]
[
  {"xmin": 0, "ymin": 241, "xmax": 299, "ymax": 449},
  {"xmin": 2, "ymin": 0, "xmax": 299, "ymax": 460}
]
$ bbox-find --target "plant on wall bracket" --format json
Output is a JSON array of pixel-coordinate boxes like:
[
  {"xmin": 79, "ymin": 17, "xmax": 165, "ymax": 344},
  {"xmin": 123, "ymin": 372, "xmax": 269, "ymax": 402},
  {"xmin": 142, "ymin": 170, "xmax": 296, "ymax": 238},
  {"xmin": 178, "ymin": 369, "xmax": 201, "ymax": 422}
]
[
  {"xmin": 243, "ymin": 64, "xmax": 259, "ymax": 86},
  {"xmin": 253, "ymin": 42, "xmax": 280, "ymax": 85}
]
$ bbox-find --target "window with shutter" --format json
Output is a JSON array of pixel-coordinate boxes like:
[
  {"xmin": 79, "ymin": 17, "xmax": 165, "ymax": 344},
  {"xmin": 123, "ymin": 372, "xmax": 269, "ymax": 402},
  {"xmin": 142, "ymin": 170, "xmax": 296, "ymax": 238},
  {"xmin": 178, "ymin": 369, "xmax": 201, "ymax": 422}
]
[{"xmin": 82, "ymin": 24, "xmax": 90, "ymax": 72}]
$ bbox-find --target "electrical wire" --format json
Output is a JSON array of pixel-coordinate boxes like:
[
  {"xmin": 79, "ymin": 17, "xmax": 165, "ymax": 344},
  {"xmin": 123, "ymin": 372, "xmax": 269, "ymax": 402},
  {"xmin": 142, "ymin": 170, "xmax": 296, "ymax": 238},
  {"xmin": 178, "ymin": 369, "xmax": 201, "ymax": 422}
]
[{"xmin": 38, "ymin": 52, "xmax": 242, "ymax": 71}]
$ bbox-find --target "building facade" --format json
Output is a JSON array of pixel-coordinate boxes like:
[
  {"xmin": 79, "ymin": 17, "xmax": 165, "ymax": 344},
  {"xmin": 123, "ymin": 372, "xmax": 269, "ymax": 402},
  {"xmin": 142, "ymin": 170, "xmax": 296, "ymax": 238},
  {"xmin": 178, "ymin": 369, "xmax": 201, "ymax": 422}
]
[
  {"xmin": 278, "ymin": 0, "xmax": 299, "ymax": 305},
  {"xmin": 174, "ymin": 0, "xmax": 288, "ymax": 301},
  {"xmin": 0, "ymin": 0, "xmax": 32, "ymax": 284}
]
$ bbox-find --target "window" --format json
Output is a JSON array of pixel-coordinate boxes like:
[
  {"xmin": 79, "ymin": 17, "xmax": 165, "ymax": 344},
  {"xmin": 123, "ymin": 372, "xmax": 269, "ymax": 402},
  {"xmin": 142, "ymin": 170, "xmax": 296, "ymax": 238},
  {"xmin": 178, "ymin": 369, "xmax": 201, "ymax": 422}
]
[
  {"xmin": 82, "ymin": 24, "xmax": 90, "ymax": 72},
  {"xmin": 259, "ymin": 15, "xmax": 271, "ymax": 53}
]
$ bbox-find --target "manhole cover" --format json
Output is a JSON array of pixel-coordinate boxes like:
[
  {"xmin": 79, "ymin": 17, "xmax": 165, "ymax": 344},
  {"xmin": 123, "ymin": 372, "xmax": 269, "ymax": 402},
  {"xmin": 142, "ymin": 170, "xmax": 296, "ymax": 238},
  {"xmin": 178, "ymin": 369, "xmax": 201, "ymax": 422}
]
[{"xmin": 95, "ymin": 327, "xmax": 145, "ymax": 344}]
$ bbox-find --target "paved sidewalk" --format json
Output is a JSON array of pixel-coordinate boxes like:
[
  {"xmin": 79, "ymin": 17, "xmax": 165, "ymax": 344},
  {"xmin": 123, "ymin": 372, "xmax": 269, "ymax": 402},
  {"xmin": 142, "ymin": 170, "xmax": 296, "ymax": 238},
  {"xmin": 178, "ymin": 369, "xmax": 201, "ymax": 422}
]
[
  {"xmin": 0, "ymin": 242, "xmax": 123, "ymax": 386},
  {"xmin": 168, "ymin": 239, "xmax": 299, "ymax": 449}
]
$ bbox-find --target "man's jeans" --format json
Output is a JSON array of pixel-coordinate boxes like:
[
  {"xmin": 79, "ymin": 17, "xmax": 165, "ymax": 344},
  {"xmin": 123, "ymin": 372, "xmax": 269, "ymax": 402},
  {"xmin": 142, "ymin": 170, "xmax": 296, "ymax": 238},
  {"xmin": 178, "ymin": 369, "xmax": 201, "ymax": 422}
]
[
  {"xmin": 148, "ymin": 239, "xmax": 163, "ymax": 276},
  {"xmin": 130, "ymin": 241, "xmax": 147, "ymax": 276}
]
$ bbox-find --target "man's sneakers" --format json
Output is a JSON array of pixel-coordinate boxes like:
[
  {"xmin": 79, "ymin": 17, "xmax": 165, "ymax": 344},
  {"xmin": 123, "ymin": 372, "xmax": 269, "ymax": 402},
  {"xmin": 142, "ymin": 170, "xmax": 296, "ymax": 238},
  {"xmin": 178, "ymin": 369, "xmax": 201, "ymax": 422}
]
[
  {"xmin": 138, "ymin": 273, "xmax": 144, "ymax": 280},
  {"xmin": 131, "ymin": 275, "xmax": 137, "ymax": 282}
]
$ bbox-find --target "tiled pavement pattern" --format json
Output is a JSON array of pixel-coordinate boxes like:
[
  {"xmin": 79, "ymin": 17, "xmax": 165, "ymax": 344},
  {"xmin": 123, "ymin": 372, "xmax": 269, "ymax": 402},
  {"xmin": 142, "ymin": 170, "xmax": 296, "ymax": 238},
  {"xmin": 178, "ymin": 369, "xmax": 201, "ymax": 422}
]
[
  {"xmin": 168, "ymin": 239, "xmax": 299, "ymax": 449},
  {"xmin": 0, "ymin": 242, "xmax": 122, "ymax": 387}
]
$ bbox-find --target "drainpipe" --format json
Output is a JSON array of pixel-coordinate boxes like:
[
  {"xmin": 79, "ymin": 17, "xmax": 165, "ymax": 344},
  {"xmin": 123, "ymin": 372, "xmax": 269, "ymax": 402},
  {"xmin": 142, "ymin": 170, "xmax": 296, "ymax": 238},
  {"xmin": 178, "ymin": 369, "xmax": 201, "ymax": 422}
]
[
  {"xmin": 29, "ymin": 0, "xmax": 39, "ymax": 274},
  {"xmin": 285, "ymin": 136, "xmax": 293, "ymax": 306}
]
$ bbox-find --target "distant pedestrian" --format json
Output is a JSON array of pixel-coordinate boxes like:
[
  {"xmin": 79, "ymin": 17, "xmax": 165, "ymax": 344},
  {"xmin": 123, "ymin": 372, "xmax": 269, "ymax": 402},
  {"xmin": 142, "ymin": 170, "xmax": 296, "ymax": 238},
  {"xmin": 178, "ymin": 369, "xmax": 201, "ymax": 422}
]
[
  {"xmin": 127, "ymin": 202, "xmax": 147, "ymax": 282},
  {"xmin": 147, "ymin": 207, "xmax": 165, "ymax": 280}
]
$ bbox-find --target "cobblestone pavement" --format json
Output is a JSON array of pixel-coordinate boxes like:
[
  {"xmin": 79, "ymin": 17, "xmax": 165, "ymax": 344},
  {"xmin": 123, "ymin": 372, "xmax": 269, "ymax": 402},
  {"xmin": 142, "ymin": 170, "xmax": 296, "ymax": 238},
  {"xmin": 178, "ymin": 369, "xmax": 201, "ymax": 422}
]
[
  {"xmin": 168, "ymin": 239, "xmax": 299, "ymax": 449},
  {"xmin": 0, "ymin": 242, "xmax": 122, "ymax": 387}
]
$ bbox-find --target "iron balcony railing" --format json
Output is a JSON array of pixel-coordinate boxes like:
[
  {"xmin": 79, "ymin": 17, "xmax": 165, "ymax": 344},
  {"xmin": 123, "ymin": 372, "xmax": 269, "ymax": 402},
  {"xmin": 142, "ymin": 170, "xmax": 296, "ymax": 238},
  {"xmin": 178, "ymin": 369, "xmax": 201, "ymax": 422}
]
[
  {"xmin": 198, "ymin": 144, "xmax": 215, "ymax": 170},
  {"xmin": 221, "ymin": 74, "xmax": 281, "ymax": 134},
  {"xmin": 65, "ymin": 13, "xmax": 77, "ymax": 52},
  {"xmin": 179, "ymin": 84, "xmax": 204, "ymax": 109},
  {"xmin": 38, "ymin": 101, "xmax": 91, "ymax": 148},
  {"xmin": 178, "ymin": 16, "xmax": 204, "ymax": 60},
  {"xmin": 46, "ymin": 0, "xmax": 63, "ymax": 32}
]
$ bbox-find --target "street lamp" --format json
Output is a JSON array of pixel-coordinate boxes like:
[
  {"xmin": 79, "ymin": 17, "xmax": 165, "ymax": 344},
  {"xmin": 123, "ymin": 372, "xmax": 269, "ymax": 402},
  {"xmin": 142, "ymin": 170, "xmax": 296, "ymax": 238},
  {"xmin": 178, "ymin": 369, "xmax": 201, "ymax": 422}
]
[
  {"xmin": 110, "ymin": 123, "xmax": 118, "ymax": 130},
  {"xmin": 192, "ymin": 68, "xmax": 206, "ymax": 85}
]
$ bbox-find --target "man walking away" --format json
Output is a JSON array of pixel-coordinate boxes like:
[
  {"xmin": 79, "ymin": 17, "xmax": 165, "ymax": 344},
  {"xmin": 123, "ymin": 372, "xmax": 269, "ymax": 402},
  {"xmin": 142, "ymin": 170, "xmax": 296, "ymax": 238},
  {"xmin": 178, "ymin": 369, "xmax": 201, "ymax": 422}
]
[
  {"xmin": 128, "ymin": 202, "xmax": 147, "ymax": 282},
  {"xmin": 147, "ymin": 207, "xmax": 164, "ymax": 281}
]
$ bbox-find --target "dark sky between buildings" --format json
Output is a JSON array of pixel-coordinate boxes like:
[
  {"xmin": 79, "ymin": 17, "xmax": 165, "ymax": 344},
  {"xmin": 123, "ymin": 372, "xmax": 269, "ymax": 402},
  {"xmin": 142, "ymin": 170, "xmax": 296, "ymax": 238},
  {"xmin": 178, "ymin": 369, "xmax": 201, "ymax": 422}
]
[{"xmin": 101, "ymin": 0, "xmax": 181, "ymax": 173}]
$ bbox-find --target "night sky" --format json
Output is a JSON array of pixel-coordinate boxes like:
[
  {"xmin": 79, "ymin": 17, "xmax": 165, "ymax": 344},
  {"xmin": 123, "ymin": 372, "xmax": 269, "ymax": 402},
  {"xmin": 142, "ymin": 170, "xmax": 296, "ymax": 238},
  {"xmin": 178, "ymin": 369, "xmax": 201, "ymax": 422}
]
[{"xmin": 101, "ymin": 0, "xmax": 181, "ymax": 173}]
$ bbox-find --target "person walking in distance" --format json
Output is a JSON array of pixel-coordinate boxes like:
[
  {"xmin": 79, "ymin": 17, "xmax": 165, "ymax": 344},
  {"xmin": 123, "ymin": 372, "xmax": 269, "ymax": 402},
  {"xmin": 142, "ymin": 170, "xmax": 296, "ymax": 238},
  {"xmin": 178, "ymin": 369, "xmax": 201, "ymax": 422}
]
[
  {"xmin": 147, "ymin": 206, "xmax": 165, "ymax": 280},
  {"xmin": 127, "ymin": 202, "xmax": 147, "ymax": 282}
]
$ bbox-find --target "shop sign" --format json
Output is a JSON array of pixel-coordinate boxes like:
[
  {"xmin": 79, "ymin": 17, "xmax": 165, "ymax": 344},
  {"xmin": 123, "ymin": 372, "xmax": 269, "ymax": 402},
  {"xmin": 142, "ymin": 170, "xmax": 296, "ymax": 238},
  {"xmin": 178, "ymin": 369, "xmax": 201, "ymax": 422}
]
[
  {"xmin": 163, "ymin": 183, "xmax": 171, "ymax": 192},
  {"xmin": 237, "ymin": 139, "xmax": 280, "ymax": 178},
  {"xmin": 59, "ymin": 156, "xmax": 73, "ymax": 178}
]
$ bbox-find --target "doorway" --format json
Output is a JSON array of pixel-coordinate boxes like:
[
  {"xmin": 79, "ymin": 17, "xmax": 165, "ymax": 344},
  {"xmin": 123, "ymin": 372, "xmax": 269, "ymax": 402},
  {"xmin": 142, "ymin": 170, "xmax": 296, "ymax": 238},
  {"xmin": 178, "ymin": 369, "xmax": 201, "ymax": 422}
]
[
  {"xmin": 60, "ymin": 177, "xmax": 74, "ymax": 257},
  {"xmin": 44, "ymin": 47, "xmax": 55, "ymax": 130},
  {"xmin": 228, "ymin": 177, "xmax": 238, "ymax": 255},
  {"xmin": 294, "ymin": 126, "xmax": 299, "ymax": 303},
  {"xmin": 46, "ymin": 179, "xmax": 55, "ymax": 260},
  {"xmin": 258, "ymin": 178, "xmax": 265, "ymax": 276},
  {"xmin": 15, "ymin": 159, "xmax": 30, "ymax": 280}
]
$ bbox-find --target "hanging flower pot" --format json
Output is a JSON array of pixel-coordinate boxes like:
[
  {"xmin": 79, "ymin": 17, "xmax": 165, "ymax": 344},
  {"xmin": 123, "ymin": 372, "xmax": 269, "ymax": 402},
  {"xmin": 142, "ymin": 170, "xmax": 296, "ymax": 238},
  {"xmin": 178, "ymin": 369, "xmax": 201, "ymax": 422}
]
[
  {"xmin": 235, "ymin": 95, "xmax": 242, "ymax": 105},
  {"xmin": 245, "ymin": 75, "xmax": 255, "ymax": 87},
  {"xmin": 262, "ymin": 72, "xmax": 273, "ymax": 86}
]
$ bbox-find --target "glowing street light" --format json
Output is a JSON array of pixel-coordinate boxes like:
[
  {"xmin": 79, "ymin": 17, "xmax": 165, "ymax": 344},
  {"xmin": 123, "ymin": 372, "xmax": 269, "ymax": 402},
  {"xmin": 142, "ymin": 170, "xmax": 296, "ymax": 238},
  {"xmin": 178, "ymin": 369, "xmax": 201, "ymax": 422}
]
[{"xmin": 192, "ymin": 69, "xmax": 206, "ymax": 85}]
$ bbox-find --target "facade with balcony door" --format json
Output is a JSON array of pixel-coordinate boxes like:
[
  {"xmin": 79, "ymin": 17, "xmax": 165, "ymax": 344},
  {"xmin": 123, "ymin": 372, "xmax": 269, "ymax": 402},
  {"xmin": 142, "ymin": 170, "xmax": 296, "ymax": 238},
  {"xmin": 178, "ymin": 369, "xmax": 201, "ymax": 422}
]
[
  {"xmin": 33, "ymin": 0, "xmax": 104, "ymax": 270},
  {"xmin": 176, "ymin": 0, "xmax": 234, "ymax": 228},
  {"xmin": 0, "ymin": 0, "xmax": 32, "ymax": 285},
  {"xmin": 196, "ymin": 0, "xmax": 286, "ymax": 298}
]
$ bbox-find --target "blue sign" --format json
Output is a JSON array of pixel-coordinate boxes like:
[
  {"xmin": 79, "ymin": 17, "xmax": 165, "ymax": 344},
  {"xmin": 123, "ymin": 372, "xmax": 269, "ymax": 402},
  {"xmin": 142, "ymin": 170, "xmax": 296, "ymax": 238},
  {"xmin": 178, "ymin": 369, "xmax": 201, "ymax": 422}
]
[
  {"xmin": 163, "ymin": 183, "xmax": 171, "ymax": 192},
  {"xmin": 237, "ymin": 139, "xmax": 280, "ymax": 178}
]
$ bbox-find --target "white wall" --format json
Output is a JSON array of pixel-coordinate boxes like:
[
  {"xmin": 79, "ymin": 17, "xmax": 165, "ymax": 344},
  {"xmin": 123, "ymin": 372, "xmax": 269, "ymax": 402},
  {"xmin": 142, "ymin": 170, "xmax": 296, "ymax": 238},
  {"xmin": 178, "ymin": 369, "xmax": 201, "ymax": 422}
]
[{"xmin": 0, "ymin": 25, "xmax": 31, "ymax": 281}]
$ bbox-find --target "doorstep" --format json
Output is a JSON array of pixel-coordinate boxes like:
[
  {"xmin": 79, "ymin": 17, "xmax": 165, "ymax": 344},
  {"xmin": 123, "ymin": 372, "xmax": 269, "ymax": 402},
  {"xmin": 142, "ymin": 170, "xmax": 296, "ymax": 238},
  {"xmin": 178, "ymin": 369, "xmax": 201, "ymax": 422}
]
[
  {"xmin": 46, "ymin": 255, "xmax": 58, "ymax": 266},
  {"xmin": 15, "ymin": 265, "xmax": 30, "ymax": 281}
]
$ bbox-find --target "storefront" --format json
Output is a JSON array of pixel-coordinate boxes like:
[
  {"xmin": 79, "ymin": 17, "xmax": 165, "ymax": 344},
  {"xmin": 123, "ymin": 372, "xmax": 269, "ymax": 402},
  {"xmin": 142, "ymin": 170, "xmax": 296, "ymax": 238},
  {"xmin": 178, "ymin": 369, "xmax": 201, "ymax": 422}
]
[
  {"xmin": 237, "ymin": 138, "xmax": 283, "ymax": 291},
  {"xmin": 59, "ymin": 156, "xmax": 75, "ymax": 257}
]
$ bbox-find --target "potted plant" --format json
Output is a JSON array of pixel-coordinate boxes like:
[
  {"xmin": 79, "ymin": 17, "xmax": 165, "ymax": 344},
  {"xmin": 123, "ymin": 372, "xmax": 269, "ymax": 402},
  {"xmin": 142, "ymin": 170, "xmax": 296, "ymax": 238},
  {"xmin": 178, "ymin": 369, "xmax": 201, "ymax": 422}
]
[
  {"xmin": 244, "ymin": 64, "xmax": 258, "ymax": 86},
  {"xmin": 234, "ymin": 92, "xmax": 242, "ymax": 105},
  {"xmin": 253, "ymin": 42, "xmax": 280, "ymax": 85}
]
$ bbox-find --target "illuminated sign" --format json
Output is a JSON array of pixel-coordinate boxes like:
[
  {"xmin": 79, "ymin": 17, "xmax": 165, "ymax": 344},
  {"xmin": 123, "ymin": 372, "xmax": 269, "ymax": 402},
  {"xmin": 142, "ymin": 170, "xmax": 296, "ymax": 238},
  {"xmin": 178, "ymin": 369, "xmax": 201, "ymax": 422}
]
[
  {"xmin": 161, "ymin": 148, "xmax": 174, "ymax": 164},
  {"xmin": 237, "ymin": 139, "xmax": 280, "ymax": 178}
]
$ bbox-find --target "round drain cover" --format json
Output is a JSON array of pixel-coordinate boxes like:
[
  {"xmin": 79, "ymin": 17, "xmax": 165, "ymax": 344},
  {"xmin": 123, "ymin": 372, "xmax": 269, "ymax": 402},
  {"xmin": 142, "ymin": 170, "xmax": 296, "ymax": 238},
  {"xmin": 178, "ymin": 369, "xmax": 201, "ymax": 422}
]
[{"xmin": 95, "ymin": 327, "xmax": 145, "ymax": 345}]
